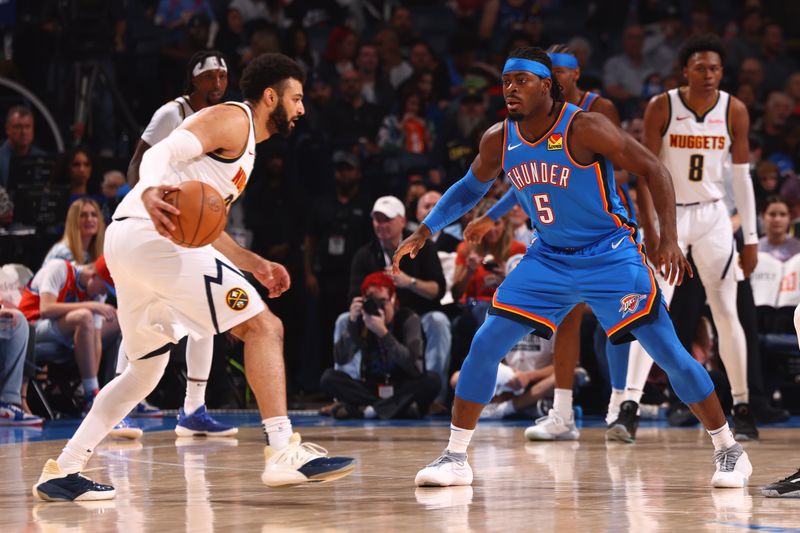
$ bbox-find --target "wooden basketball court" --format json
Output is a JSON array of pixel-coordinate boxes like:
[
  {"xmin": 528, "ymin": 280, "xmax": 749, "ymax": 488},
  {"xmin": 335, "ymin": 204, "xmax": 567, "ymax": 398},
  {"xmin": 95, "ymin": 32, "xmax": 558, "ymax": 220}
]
[{"xmin": 2, "ymin": 424, "xmax": 798, "ymax": 532}]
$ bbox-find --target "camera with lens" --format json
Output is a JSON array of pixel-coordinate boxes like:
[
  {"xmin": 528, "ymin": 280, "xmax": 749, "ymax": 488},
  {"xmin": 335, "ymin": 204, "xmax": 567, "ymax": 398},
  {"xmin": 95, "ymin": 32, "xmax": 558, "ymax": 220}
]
[{"xmin": 362, "ymin": 296, "xmax": 383, "ymax": 316}]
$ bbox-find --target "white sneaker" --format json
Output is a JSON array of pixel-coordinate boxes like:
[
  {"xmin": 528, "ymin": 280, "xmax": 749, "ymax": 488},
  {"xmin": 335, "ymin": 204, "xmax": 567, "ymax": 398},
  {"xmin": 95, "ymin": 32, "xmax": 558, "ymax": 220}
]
[
  {"xmin": 262, "ymin": 433, "xmax": 355, "ymax": 487},
  {"xmin": 711, "ymin": 443, "xmax": 752, "ymax": 488},
  {"xmin": 415, "ymin": 450, "xmax": 473, "ymax": 487},
  {"xmin": 524, "ymin": 410, "xmax": 579, "ymax": 441},
  {"xmin": 479, "ymin": 402, "xmax": 507, "ymax": 419}
]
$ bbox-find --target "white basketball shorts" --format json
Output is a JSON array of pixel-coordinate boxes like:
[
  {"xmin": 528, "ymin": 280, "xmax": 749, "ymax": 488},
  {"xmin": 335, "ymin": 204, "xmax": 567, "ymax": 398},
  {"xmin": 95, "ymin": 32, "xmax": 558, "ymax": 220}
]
[{"xmin": 105, "ymin": 217, "xmax": 265, "ymax": 359}]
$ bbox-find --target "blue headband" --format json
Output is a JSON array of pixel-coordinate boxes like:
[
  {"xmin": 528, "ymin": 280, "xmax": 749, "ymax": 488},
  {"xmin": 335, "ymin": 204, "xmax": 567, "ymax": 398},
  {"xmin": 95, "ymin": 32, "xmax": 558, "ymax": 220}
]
[
  {"xmin": 548, "ymin": 52, "xmax": 579, "ymax": 69},
  {"xmin": 502, "ymin": 58, "xmax": 551, "ymax": 78}
]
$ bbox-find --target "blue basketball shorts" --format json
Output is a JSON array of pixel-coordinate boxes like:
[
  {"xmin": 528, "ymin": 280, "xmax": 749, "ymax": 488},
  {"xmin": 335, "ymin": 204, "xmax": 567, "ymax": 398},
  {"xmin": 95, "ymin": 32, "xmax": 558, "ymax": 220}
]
[{"xmin": 488, "ymin": 228, "xmax": 662, "ymax": 344}]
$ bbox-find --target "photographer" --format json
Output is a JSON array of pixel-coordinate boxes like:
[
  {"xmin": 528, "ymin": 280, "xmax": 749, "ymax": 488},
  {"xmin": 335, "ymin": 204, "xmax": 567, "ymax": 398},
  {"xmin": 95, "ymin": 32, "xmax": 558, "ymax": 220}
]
[{"xmin": 321, "ymin": 272, "xmax": 440, "ymax": 419}]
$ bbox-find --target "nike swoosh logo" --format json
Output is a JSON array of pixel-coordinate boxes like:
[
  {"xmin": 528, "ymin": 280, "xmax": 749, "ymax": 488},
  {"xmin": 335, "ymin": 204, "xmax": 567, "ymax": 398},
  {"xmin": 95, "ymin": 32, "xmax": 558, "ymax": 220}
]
[
  {"xmin": 676, "ymin": 115, "xmax": 691, "ymax": 121},
  {"xmin": 508, "ymin": 143, "xmax": 523, "ymax": 151},
  {"xmin": 611, "ymin": 237, "xmax": 626, "ymax": 249}
]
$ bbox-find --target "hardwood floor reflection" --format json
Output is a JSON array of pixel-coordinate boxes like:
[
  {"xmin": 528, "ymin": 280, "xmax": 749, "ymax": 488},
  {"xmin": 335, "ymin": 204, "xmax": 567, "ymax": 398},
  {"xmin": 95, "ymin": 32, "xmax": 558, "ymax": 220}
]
[{"xmin": 2, "ymin": 425, "xmax": 798, "ymax": 532}]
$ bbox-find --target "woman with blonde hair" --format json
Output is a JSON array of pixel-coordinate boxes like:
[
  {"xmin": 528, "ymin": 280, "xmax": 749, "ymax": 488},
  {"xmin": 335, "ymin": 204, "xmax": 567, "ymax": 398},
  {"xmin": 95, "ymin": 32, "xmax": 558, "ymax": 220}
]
[{"xmin": 42, "ymin": 198, "xmax": 105, "ymax": 267}]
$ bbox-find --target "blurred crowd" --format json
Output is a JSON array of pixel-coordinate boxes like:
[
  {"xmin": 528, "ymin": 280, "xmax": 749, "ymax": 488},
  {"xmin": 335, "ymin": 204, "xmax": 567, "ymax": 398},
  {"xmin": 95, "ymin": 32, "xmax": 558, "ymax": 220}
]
[{"xmin": 1, "ymin": 0, "xmax": 800, "ymax": 423}]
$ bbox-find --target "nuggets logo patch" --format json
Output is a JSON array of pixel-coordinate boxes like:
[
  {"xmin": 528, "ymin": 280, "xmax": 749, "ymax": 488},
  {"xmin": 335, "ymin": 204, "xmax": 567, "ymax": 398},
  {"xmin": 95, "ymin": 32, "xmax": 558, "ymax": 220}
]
[
  {"xmin": 619, "ymin": 293, "xmax": 648, "ymax": 318},
  {"xmin": 547, "ymin": 133, "xmax": 563, "ymax": 151},
  {"xmin": 226, "ymin": 288, "xmax": 249, "ymax": 311}
]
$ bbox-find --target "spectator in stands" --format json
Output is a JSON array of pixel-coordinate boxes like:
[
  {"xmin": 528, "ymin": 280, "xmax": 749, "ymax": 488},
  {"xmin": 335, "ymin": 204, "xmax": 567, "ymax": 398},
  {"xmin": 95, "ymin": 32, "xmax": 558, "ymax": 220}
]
[
  {"xmin": 755, "ymin": 91, "xmax": 794, "ymax": 157},
  {"xmin": 304, "ymin": 151, "xmax": 373, "ymax": 371},
  {"xmin": 322, "ymin": 272, "xmax": 440, "ymax": 419},
  {"xmin": 100, "ymin": 170, "xmax": 127, "ymax": 223},
  {"xmin": 355, "ymin": 43, "xmax": 394, "ymax": 112},
  {"xmin": 318, "ymin": 26, "xmax": 358, "ymax": 84},
  {"xmin": 18, "ymin": 256, "xmax": 118, "ymax": 409},
  {"xmin": 758, "ymin": 22, "xmax": 797, "ymax": 94},
  {"xmin": 57, "ymin": 147, "xmax": 102, "ymax": 206},
  {"xmin": 377, "ymin": 89, "xmax": 435, "ymax": 176},
  {"xmin": 451, "ymin": 198, "xmax": 526, "ymax": 322},
  {"xmin": 0, "ymin": 266, "xmax": 42, "ymax": 425},
  {"xmin": 724, "ymin": 7, "xmax": 763, "ymax": 78},
  {"xmin": 285, "ymin": 24, "xmax": 318, "ymax": 76},
  {"xmin": 239, "ymin": 20, "xmax": 282, "ymax": 68},
  {"xmin": 390, "ymin": 5, "xmax": 417, "ymax": 56},
  {"xmin": 643, "ymin": 6, "xmax": 684, "ymax": 77},
  {"xmin": 786, "ymin": 73, "xmax": 800, "ymax": 116},
  {"xmin": 155, "ymin": 0, "xmax": 215, "ymax": 33},
  {"xmin": 759, "ymin": 196, "xmax": 800, "ymax": 261},
  {"xmin": 41, "ymin": 198, "xmax": 105, "ymax": 268},
  {"xmin": 408, "ymin": 39, "xmax": 451, "ymax": 105},
  {"xmin": 436, "ymin": 89, "xmax": 490, "ymax": 188},
  {"xmin": 454, "ymin": 331, "xmax": 555, "ymax": 420},
  {"xmin": 328, "ymin": 69, "xmax": 384, "ymax": 153},
  {"xmin": 374, "ymin": 28, "xmax": 413, "ymax": 89},
  {"xmin": 215, "ymin": 6, "xmax": 246, "ymax": 74},
  {"xmin": 739, "ymin": 57, "xmax": 766, "ymax": 98},
  {"xmin": 754, "ymin": 159, "xmax": 783, "ymax": 213},
  {"xmin": 348, "ymin": 196, "xmax": 450, "ymax": 413},
  {"xmin": 0, "ymin": 106, "xmax": 47, "ymax": 190},
  {"xmin": 409, "ymin": 191, "xmax": 461, "ymax": 253},
  {"xmin": 603, "ymin": 25, "xmax": 658, "ymax": 108},
  {"xmin": 229, "ymin": 0, "xmax": 289, "ymax": 25}
]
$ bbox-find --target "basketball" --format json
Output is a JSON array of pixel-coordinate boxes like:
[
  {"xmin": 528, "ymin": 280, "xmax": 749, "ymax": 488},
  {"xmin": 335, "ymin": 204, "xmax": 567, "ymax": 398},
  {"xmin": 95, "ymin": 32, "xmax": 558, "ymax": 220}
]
[{"xmin": 162, "ymin": 180, "xmax": 227, "ymax": 248}]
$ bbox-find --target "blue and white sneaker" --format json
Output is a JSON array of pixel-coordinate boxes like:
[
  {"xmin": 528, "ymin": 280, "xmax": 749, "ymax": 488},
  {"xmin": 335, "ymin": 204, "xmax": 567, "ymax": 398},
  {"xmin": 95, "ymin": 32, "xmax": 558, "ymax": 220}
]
[
  {"xmin": 175, "ymin": 405, "xmax": 238, "ymax": 437},
  {"xmin": 109, "ymin": 417, "xmax": 143, "ymax": 440},
  {"xmin": 0, "ymin": 402, "xmax": 43, "ymax": 426},
  {"xmin": 33, "ymin": 459, "xmax": 115, "ymax": 501},
  {"xmin": 262, "ymin": 433, "xmax": 356, "ymax": 487},
  {"xmin": 129, "ymin": 400, "xmax": 162, "ymax": 418}
]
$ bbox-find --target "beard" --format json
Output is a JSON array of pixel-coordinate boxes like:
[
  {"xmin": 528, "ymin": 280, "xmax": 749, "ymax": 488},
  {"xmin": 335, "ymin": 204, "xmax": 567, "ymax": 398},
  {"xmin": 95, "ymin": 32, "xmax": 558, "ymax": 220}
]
[
  {"xmin": 267, "ymin": 100, "xmax": 292, "ymax": 137},
  {"xmin": 508, "ymin": 111, "xmax": 523, "ymax": 121}
]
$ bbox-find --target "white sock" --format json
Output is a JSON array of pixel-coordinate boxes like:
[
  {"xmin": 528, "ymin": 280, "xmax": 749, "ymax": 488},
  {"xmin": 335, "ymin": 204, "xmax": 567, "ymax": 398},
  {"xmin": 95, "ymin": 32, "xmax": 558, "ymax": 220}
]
[
  {"xmin": 707, "ymin": 423, "xmax": 736, "ymax": 451},
  {"xmin": 606, "ymin": 389, "xmax": 625, "ymax": 425},
  {"xmin": 624, "ymin": 388, "xmax": 643, "ymax": 404},
  {"xmin": 184, "ymin": 379, "xmax": 207, "ymax": 415},
  {"xmin": 82, "ymin": 377, "xmax": 99, "ymax": 397},
  {"xmin": 732, "ymin": 392, "xmax": 749, "ymax": 406},
  {"xmin": 57, "ymin": 441, "xmax": 93, "ymax": 474},
  {"xmin": 446, "ymin": 424, "xmax": 474, "ymax": 454},
  {"xmin": 363, "ymin": 405, "xmax": 377, "ymax": 419},
  {"xmin": 263, "ymin": 416, "xmax": 293, "ymax": 450},
  {"xmin": 553, "ymin": 388, "xmax": 573, "ymax": 419}
]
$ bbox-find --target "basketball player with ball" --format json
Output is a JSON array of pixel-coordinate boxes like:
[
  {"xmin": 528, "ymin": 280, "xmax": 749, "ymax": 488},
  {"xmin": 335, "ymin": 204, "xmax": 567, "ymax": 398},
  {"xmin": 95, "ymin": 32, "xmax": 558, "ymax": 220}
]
[
  {"xmin": 33, "ymin": 53, "xmax": 355, "ymax": 502},
  {"xmin": 116, "ymin": 50, "xmax": 240, "ymax": 438}
]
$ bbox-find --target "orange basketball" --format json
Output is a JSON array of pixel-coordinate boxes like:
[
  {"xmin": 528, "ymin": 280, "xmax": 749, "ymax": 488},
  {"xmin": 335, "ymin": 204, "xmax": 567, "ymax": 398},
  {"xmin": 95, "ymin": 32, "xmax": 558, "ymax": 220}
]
[{"xmin": 162, "ymin": 181, "xmax": 227, "ymax": 248}]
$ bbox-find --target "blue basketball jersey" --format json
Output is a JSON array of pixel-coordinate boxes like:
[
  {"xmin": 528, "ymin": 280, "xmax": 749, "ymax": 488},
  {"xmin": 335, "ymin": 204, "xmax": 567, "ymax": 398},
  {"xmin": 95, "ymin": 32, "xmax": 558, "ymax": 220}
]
[
  {"xmin": 578, "ymin": 91, "xmax": 600, "ymax": 111},
  {"xmin": 501, "ymin": 103, "xmax": 632, "ymax": 249}
]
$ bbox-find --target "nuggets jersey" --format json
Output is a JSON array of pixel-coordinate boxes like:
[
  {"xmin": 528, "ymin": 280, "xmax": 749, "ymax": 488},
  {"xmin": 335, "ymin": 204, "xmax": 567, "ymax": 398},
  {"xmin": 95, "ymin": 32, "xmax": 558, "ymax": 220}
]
[
  {"xmin": 140, "ymin": 95, "xmax": 196, "ymax": 146},
  {"xmin": 114, "ymin": 101, "xmax": 256, "ymax": 220},
  {"xmin": 502, "ymin": 103, "xmax": 632, "ymax": 249},
  {"xmin": 661, "ymin": 89, "xmax": 732, "ymax": 204}
]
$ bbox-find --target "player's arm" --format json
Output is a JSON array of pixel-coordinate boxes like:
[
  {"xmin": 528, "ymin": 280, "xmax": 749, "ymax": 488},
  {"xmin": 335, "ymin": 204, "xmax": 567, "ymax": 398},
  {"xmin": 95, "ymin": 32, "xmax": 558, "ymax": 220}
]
[
  {"xmin": 729, "ymin": 96, "xmax": 758, "ymax": 277},
  {"xmin": 392, "ymin": 122, "xmax": 503, "ymax": 272},
  {"xmin": 212, "ymin": 231, "xmax": 290, "ymax": 299},
  {"xmin": 464, "ymin": 188, "xmax": 517, "ymax": 243},
  {"xmin": 592, "ymin": 97, "xmax": 621, "ymax": 127},
  {"xmin": 638, "ymin": 93, "xmax": 670, "ymax": 259},
  {"xmin": 138, "ymin": 106, "xmax": 250, "ymax": 238},
  {"xmin": 126, "ymin": 139, "xmax": 151, "ymax": 186},
  {"xmin": 572, "ymin": 111, "xmax": 692, "ymax": 285}
]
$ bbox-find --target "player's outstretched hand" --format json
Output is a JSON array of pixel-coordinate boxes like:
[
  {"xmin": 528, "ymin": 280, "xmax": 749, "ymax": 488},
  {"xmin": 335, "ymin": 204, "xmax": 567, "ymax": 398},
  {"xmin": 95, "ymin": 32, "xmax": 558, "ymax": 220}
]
[
  {"xmin": 739, "ymin": 243, "xmax": 758, "ymax": 278},
  {"xmin": 142, "ymin": 185, "xmax": 180, "ymax": 239},
  {"xmin": 254, "ymin": 260, "xmax": 291, "ymax": 298},
  {"xmin": 393, "ymin": 226, "xmax": 431, "ymax": 274},
  {"xmin": 464, "ymin": 215, "xmax": 494, "ymax": 244},
  {"xmin": 656, "ymin": 238, "xmax": 693, "ymax": 286}
]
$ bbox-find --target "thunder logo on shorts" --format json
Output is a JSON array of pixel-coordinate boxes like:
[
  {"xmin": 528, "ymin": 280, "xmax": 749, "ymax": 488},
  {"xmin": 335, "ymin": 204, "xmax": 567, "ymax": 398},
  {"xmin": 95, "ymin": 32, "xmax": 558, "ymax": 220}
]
[{"xmin": 226, "ymin": 288, "xmax": 249, "ymax": 311}]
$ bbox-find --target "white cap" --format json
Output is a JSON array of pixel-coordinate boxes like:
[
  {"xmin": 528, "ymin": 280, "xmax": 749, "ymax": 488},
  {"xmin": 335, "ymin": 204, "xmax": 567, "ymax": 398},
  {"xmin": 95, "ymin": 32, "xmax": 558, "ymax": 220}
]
[{"xmin": 371, "ymin": 195, "xmax": 406, "ymax": 219}]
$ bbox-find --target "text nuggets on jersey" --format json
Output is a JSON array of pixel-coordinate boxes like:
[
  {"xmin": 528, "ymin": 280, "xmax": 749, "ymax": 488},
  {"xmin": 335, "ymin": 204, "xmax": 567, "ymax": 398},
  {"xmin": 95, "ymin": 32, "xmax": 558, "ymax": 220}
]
[{"xmin": 668, "ymin": 134, "xmax": 726, "ymax": 150}]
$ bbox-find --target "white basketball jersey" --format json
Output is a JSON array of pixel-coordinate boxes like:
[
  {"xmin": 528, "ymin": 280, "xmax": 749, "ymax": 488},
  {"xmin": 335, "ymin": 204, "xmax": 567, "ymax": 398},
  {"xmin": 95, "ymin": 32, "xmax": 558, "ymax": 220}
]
[
  {"xmin": 140, "ymin": 95, "xmax": 196, "ymax": 146},
  {"xmin": 661, "ymin": 88, "xmax": 732, "ymax": 204},
  {"xmin": 114, "ymin": 101, "xmax": 257, "ymax": 220}
]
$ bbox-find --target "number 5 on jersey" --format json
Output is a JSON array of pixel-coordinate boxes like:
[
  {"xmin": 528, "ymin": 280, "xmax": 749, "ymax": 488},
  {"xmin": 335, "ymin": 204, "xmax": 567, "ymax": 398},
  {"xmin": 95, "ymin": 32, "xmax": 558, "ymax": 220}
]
[{"xmin": 532, "ymin": 193, "xmax": 554, "ymax": 224}]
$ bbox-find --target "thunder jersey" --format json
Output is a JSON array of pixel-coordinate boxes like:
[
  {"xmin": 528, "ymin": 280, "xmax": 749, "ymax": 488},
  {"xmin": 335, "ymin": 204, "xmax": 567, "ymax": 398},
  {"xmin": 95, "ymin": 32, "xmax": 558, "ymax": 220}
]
[
  {"xmin": 114, "ymin": 101, "xmax": 256, "ymax": 220},
  {"xmin": 502, "ymin": 102, "xmax": 631, "ymax": 249},
  {"xmin": 661, "ymin": 88, "xmax": 732, "ymax": 204},
  {"xmin": 578, "ymin": 91, "xmax": 600, "ymax": 112}
]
